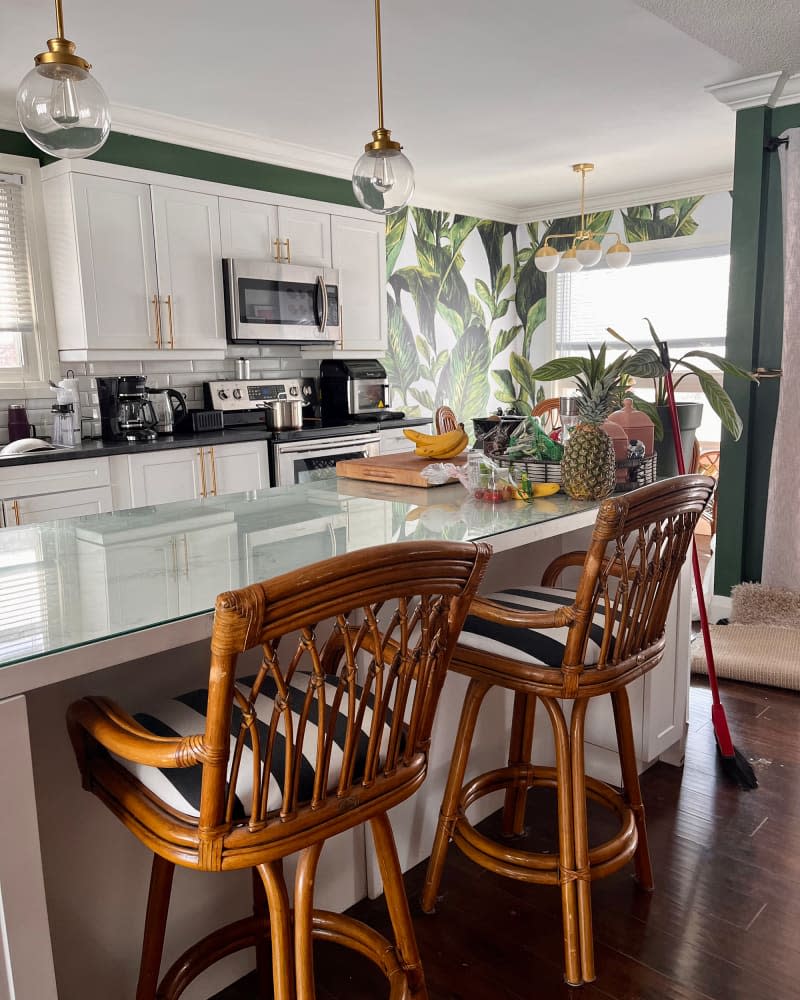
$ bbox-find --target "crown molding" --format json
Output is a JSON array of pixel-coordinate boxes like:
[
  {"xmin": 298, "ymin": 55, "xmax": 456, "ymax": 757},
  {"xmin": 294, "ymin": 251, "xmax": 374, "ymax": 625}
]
[
  {"xmin": 774, "ymin": 73, "xmax": 800, "ymax": 109},
  {"xmin": 518, "ymin": 172, "xmax": 733, "ymax": 223},
  {"xmin": 707, "ymin": 72, "xmax": 788, "ymax": 110}
]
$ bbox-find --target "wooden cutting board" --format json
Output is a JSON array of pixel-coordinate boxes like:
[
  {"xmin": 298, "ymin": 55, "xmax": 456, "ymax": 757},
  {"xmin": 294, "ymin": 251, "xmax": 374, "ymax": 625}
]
[{"xmin": 336, "ymin": 452, "xmax": 467, "ymax": 488}]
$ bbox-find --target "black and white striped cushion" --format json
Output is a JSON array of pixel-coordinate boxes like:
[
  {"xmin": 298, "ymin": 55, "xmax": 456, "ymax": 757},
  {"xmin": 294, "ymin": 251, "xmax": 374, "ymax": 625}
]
[
  {"xmin": 116, "ymin": 672, "xmax": 393, "ymax": 820},
  {"xmin": 458, "ymin": 586, "xmax": 614, "ymax": 668}
]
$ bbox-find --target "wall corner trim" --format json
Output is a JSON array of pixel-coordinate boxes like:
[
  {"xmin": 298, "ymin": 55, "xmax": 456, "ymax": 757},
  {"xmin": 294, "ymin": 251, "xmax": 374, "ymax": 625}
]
[{"xmin": 707, "ymin": 72, "xmax": 788, "ymax": 111}]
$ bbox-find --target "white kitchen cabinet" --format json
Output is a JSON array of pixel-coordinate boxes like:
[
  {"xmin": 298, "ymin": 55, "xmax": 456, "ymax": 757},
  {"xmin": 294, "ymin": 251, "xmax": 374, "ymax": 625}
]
[
  {"xmin": 42, "ymin": 171, "xmax": 226, "ymax": 360},
  {"xmin": 219, "ymin": 197, "xmax": 279, "ymax": 260},
  {"xmin": 379, "ymin": 424, "xmax": 432, "ymax": 455},
  {"xmin": 331, "ymin": 215, "xmax": 387, "ymax": 354},
  {"xmin": 276, "ymin": 206, "xmax": 331, "ymax": 266},
  {"xmin": 150, "ymin": 186, "xmax": 225, "ymax": 351},
  {"xmin": 205, "ymin": 441, "xmax": 269, "ymax": 496},
  {"xmin": 111, "ymin": 441, "xmax": 269, "ymax": 510},
  {"xmin": 1, "ymin": 486, "xmax": 113, "ymax": 527},
  {"xmin": 180, "ymin": 524, "xmax": 241, "ymax": 608}
]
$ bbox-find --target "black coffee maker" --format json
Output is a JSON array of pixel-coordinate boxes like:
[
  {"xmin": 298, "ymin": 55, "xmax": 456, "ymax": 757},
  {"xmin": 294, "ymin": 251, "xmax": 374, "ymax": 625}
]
[{"xmin": 96, "ymin": 375, "xmax": 158, "ymax": 442}]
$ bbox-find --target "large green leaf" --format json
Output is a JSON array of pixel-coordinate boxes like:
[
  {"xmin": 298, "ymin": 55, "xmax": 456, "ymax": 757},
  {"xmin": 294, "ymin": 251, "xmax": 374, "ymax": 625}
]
[
  {"xmin": 679, "ymin": 350, "xmax": 758, "ymax": 381},
  {"xmin": 496, "ymin": 263, "xmax": 512, "ymax": 297},
  {"xmin": 415, "ymin": 335, "xmax": 432, "ymax": 363},
  {"xmin": 491, "ymin": 368, "xmax": 516, "ymax": 398},
  {"xmin": 531, "ymin": 356, "xmax": 587, "ymax": 381},
  {"xmin": 680, "ymin": 362, "xmax": 744, "ymax": 440},
  {"xmin": 385, "ymin": 295, "xmax": 421, "ymax": 399},
  {"xmin": 385, "ymin": 209, "xmax": 408, "ymax": 278},
  {"xmin": 509, "ymin": 352, "xmax": 537, "ymax": 404},
  {"xmin": 622, "ymin": 197, "xmax": 703, "ymax": 242},
  {"xmin": 475, "ymin": 278, "xmax": 495, "ymax": 315},
  {"xmin": 514, "ymin": 255, "xmax": 547, "ymax": 335},
  {"xmin": 492, "ymin": 325, "xmax": 522, "ymax": 359},
  {"xmin": 409, "ymin": 386, "xmax": 435, "ymax": 412},
  {"xmin": 477, "ymin": 221, "xmax": 512, "ymax": 288},
  {"xmin": 436, "ymin": 325, "xmax": 490, "ymax": 419},
  {"xmin": 448, "ymin": 215, "xmax": 480, "ymax": 256},
  {"xmin": 522, "ymin": 298, "xmax": 547, "ymax": 359},
  {"xmin": 436, "ymin": 301, "xmax": 465, "ymax": 338},
  {"xmin": 389, "ymin": 268, "xmax": 439, "ymax": 348},
  {"xmin": 621, "ymin": 349, "xmax": 666, "ymax": 379}
]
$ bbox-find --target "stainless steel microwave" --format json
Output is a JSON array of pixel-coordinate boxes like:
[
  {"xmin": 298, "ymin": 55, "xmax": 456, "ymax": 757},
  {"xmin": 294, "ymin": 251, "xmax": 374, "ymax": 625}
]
[{"xmin": 222, "ymin": 259, "xmax": 341, "ymax": 344}]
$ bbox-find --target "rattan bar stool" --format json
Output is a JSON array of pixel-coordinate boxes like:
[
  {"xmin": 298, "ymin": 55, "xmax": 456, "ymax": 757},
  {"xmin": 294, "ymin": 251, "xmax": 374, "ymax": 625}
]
[
  {"xmin": 421, "ymin": 477, "xmax": 714, "ymax": 987},
  {"xmin": 67, "ymin": 540, "xmax": 489, "ymax": 999}
]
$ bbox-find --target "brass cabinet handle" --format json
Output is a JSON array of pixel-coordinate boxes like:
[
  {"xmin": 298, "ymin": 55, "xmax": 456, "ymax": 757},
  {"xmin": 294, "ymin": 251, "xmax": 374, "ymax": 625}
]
[
  {"xmin": 182, "ymin": 534, "xmax": 189, "ymax": 578},
  {"xmin": 151, "ymin": 294, "xmax": 162, "ymax": 349},
  {"xmin": 10, "ymin": 499, "xmax": 21, "ymax": 526},
  {"xmin": 273, "ymin": 238, "xmax": 282, "ymax": 263},
  {"xmin": 338, "ymin": 303, "xmax": 344, "ymax": 349},
  {"xmin": 208, "ymin": 447, "xmax": 218, "ymax": 496},
  {"xmin": 198, "ymin": 448, "xmax": 207, "ymax": 497},
  {"xmin": 165, "ymin": 295, "xmax": 175, "ymax": 348},
  {"xmin": 170, "ymin": 536, "xmax": 179, "ymax": 575},
  {"xmin": 283, "ymin": 238, "xmax": 291, "ymax": 263}
]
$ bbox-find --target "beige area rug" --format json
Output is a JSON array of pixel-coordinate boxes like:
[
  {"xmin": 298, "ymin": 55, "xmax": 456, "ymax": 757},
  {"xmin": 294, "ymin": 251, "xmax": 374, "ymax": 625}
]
[
  {"xmin": 691, "ymin": 624, "xmax": 800, "ymax": 691},
  {"xmin": 731, "ymin": 582, "xmax": 800, "ymax": 628}
]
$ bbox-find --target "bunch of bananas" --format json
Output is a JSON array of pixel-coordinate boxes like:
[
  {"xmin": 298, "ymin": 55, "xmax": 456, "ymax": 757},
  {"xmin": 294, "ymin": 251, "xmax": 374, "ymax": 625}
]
[{"xmin": 403, "ymin": 427, "xmax": 469, "ymax": 459}]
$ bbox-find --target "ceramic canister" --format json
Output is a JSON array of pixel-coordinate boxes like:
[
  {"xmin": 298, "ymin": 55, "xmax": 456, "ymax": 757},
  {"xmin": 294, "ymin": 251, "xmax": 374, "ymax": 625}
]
[
  {"xmin": 601, "ymin": 418, "xmax": 630, "ymax": 485},
  {"xmin": 609, "ymin": 397, "xmax": 655, "ymax": 455}
]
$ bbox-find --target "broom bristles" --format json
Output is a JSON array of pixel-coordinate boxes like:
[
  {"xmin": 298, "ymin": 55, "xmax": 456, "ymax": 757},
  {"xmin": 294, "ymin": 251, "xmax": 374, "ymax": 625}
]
[{"xmin": 716, "ymin": 738, "xmax": 759, "ymax": 790}]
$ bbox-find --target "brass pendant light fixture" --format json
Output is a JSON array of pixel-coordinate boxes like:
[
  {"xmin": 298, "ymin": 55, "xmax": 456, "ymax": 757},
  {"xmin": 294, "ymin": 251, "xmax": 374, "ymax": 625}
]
[
  {"xmin": 534, "ymin": 164, "xmax": 631, "ymax": 273},
  {"xmin": 17, "ymin": 0, "xmax": 110, "ymax": 159},
  {"xmin": 352, "ymin": 0, "xmax": 414, "ymax": 215}
]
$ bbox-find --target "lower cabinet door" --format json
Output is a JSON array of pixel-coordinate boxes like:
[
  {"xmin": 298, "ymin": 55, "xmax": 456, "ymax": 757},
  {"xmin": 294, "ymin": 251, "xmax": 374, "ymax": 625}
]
[
  {"xmin": 206, "ymin": 442, "xmax": 269, "ymax": 497},
  {"xmin": 178, "ymin": 524, "xmax": 240, "ymax": 612},
  {"xmin": 3, "ymin": 486, "xmax": 113, "ymax": 526},
  {"xmin": 126, "ymin": 450, "xmax": 203, "ymax": 508}
]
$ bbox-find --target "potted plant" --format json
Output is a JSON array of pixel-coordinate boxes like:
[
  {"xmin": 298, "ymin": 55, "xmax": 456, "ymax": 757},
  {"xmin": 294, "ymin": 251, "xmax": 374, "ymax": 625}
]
[
  {"xmin": 607, "ymin": 319, "xmax": 758, "ymax": 477},
  {"xmin": 530, "ymin": 343, "xmax": 663, "ymax": 499}
]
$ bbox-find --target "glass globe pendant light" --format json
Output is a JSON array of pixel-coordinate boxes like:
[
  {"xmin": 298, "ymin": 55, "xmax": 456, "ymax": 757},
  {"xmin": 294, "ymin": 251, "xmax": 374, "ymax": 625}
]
[
  {"xmin": 352, "ymin": 0, "xmax": 414, "ymax": 215},
  {"xmin": 16, "ymin": 0, "xmax": 110, "ymax": 159},
  {"xmin": 534, "ymin": 163, "xmax": 631, "ymax": 272}
]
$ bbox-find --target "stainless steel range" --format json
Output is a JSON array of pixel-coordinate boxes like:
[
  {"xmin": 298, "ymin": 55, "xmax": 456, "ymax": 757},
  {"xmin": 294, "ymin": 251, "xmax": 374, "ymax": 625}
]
[{"xmin": 203, "ymin": 378, "xmax": 380, "ymax": 487}]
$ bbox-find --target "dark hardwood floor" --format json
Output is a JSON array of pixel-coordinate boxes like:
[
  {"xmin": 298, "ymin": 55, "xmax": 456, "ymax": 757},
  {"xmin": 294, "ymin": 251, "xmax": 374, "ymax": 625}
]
[{"xmin": 213, "ymin": 677, "xmax": 800, "ymax": 999}]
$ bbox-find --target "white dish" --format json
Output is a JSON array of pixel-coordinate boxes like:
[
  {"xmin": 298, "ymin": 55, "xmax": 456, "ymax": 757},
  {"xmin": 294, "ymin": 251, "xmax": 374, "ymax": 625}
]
[{"xmin": 0, "ymin": 438, "xmax": 56, "ymax": 457}]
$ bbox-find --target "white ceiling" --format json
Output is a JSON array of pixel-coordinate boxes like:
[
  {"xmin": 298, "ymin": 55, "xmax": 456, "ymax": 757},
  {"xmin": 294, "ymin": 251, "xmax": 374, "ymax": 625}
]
[{"xmin": 0, "ymin": 0, "xmax": 791, "ymax": 220}]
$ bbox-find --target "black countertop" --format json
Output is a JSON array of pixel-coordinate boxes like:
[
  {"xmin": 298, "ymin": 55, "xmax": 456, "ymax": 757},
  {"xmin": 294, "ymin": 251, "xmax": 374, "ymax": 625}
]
[{"xmin": 0, "ymin": 417, "xmax": 432, "ymax": 468}]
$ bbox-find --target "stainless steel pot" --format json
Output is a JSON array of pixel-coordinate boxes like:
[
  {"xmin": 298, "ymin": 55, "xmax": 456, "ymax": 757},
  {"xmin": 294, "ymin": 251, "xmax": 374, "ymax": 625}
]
[{"xmin": 265, "ymin": 398, "xmax": 304, "ymax": 430}]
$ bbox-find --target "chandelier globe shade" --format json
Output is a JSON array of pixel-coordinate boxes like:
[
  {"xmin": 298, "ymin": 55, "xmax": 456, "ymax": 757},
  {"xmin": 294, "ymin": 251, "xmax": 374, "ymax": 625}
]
[
  {"xmin": 352, "ymin": 0, "xmax": 414, "ymax": 215},
  {"xmin": 534, "ymin": 164, "xmax": 631, "ymax": 273},
  {"xmin": 16, "ymin": 0, "xmax": 110, "ymax": 159}
]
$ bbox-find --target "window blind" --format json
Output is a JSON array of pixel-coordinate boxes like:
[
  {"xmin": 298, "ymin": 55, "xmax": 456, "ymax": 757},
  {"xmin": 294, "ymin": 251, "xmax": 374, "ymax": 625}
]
[
  {"xmin": 0, "ymin": 539, "xmax": 54, "ymax": 660},
  {"xmin": 0, "ymin": 173, "xmax": 34, "ymax": 371},
  {"xmin": 555, "ymin": 252, "xmax": 730, "ymax": 359}
]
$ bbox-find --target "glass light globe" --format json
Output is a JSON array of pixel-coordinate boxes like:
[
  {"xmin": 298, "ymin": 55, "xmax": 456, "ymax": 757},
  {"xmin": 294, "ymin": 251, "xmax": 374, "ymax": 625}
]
[
  {"xmin": 352, "ymin": 147, "xmax": 414, "ymax": 215},
  {"xmin": 606, "ymin": 241, "xmax": 632, "ymax": 269},
  {"xmin": 534, "ymin": 246, "xmax": 560, "ymax": 272},
  {"xmin": 558, "ymin": 248, "xmax": 583, "ymax": 273},
  {"xmin": 575, "ymin": 239, "xmax": 602, "ymax": 267},
  {"xmin": 17, "ymin": 62, "xmax": 110, "ymax": 158}
]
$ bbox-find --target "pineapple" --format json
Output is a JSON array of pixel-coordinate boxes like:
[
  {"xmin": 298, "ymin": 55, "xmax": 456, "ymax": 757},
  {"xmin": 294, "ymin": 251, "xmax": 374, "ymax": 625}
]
[{"xmin": 561, "ymin": 346, "xmax": 621, "ymax": 500}]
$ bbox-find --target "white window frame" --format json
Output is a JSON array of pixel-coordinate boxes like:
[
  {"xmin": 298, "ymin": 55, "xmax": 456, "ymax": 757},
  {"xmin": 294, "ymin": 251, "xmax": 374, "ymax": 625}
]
[
  {"xmin": 543, "ymin": 235, "xmax": 732, "ymax": 396},
  {"xmin": 0, "ymin": 153, "xmax": 59, "ymax": 396}
]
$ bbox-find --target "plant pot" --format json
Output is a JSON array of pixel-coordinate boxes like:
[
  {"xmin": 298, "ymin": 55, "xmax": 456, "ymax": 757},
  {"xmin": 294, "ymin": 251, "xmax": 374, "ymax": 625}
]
[{"xmin": 654, "ymin": 402, "xmax": 703, "ymax": 477}]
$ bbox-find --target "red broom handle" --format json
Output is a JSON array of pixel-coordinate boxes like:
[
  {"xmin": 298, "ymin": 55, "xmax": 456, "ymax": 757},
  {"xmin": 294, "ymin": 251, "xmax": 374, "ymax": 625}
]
[{"xmin": 660, "ymin": 346, "xmax": 735, "ymax": 756}]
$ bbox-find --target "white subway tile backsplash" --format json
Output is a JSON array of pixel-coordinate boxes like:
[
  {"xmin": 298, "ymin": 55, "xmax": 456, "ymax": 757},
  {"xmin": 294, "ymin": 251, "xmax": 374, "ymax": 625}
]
[
  {"xmin": 142, "ymin": 360, "xmax": 194, "ymax": 374},
  {"xmin": 89, "ymin": 361, "xmax": 144, "ymax": 375}
]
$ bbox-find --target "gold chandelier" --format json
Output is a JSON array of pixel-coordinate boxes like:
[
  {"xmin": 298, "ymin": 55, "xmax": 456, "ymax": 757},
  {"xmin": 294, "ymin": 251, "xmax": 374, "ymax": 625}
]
[{"xmin": 534, "ymin": 164, "xmax": 631, "ymax": 273}]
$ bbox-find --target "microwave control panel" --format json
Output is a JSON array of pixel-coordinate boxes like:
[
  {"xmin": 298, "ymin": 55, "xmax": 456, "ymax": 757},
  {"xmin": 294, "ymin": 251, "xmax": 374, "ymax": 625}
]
[{"xmin": 204, "ymin": 379, "xmax": 302, "ymax": 411}]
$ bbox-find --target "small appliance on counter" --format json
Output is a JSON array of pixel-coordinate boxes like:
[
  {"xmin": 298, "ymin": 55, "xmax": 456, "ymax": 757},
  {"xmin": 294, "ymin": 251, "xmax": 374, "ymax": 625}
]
[
  {"xmin": 50, "ymin": 403, "xmax": 80, "ymax": 447},
  {"xmin": 319, "ymin": 359, "xmax": 404, "ymax": 425},
  {"xmin": 146, "ymin": 387, "xmax": 188, "ymax": 435},
  {"xmin": 7, "ymin": 403, "xmax": 35, "ymax": 442},
  {"xmin": 96, "ymin": 375, "xmax": 158, "ymax": 442}
]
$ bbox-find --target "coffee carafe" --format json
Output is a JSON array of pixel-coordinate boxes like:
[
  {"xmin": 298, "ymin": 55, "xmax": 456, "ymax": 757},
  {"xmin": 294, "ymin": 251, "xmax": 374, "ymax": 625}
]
[{"xmin": 96, "ymin": 375, "xmax": 158, "ymax": 442}]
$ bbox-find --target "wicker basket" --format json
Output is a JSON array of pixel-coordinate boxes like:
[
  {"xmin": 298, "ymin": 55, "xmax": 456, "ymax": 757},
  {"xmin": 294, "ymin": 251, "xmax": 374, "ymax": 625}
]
[{"xmin": 495, "ymin": 453, "xmax": 657, "ymax": 492}]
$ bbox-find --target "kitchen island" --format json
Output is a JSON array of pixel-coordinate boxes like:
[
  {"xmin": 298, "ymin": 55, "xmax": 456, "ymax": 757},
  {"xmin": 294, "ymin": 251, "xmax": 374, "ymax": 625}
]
[{"xmin": 0, "ymin": 479, "xmax": 692, "ymax": 1000}]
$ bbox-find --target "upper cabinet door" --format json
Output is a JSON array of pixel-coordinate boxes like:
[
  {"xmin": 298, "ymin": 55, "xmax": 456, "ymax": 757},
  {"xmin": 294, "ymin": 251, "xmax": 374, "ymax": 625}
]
[
  {"xmin": 151, "ymin": 186, "xmax": 225, "ymax": 351},
  {"xmin": 330, "ymin": 216, "xmax": 387, "ymax": 353},
  {"xmin": 276, "ymin": 206, "xmax": 331, "ymax": 267},
  {"xmin": 72, "ymin": 175, "xmax": 159, "ymax": 350},
  {"xmin": 219, "ymin": 197, "xmax": 279, "ymax": 260}
]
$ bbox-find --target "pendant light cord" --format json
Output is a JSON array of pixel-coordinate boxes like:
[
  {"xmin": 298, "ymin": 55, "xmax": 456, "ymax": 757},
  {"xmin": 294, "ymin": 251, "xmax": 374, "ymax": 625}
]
[{"xmin": 374, "ymin": 0, "xmax": 384, "ymax": 130}]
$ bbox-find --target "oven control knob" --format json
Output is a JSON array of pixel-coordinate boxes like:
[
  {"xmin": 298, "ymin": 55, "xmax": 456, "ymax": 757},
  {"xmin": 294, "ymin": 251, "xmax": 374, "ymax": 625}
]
[
  {"xmin": 289, "ymin": 386, "xmax": 298, "ymax": 396},
  {"xmin": 218, "ymin": 389, "xmax": 228, "ymax": 400},
  {"xmin": 232, "ymin": 388, "xmax": 242, "ymax": 400}
]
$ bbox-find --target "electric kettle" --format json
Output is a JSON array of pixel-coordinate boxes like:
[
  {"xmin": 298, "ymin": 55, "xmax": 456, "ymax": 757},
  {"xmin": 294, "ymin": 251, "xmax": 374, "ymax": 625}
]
[{"xmin": 147, "ymin": 388, "xmax": 188, "ymax": 435}]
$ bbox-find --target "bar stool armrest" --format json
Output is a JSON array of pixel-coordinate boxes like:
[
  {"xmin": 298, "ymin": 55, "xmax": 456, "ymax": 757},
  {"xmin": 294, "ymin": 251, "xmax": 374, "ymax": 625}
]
[
  {"xmin": 68, "ymin": 696, "xmax": 205, "ymax": 769},
  {"xmin": 541, "ymin": 551, "xmax": 626, "ymax": 587},
  {"xmin": 470, "ymin": 596, "xmax": 574, "ymax": 630}
]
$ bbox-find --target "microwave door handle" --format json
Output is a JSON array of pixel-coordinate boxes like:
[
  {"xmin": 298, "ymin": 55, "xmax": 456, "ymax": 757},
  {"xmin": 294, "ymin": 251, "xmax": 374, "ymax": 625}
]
[{"xmin": 317, "ymin": 275, "xmax": 328, "ymax": 333}]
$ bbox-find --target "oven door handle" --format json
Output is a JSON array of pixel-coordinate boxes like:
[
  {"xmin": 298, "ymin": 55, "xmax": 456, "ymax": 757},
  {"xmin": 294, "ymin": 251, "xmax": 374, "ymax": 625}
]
[
  {"xmin": 276, "ymin": 437, "xmax": 378, "ymax": 456},
  {"xmin": 316, "ymin": 275, "xmax": 328, "ymax": 334}
]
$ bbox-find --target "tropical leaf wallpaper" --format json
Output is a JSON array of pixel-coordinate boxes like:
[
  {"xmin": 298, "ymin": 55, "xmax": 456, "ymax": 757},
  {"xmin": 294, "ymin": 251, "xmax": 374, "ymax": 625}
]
[{"xmin": 384, "ymin": 192, "xmax": 731, "ymax": 426}]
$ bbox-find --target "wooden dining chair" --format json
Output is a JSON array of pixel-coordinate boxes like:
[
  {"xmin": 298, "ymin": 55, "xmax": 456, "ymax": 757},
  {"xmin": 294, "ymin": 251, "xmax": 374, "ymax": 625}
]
[
  {"xmin": 532, "ymin": 397, "xmax": 561, "ymax": 436},
  {"xmin": 67, "ymin": 540, "xmax": 490, "ymax": 1000},
  {"xmin": 434, "ymin": 406, "xmax": 461, "ymax": 434},
  {"xmin": 696, "ymin": 449, "xmax": 721, "ymax": 535},
  {"xmin": 421, "ymin": 476, "xmax": 715, "ymax": 986}
]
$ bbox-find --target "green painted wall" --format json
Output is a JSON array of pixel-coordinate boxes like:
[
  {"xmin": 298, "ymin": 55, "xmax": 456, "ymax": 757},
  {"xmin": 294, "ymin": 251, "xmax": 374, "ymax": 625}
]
[
  {"xmin": 0, "ymin": 128, "xmax": 358, "ymax": 207},
  {"xmin": 717, "ymin": 102, "xmax": 800, "ymax": 594}
]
